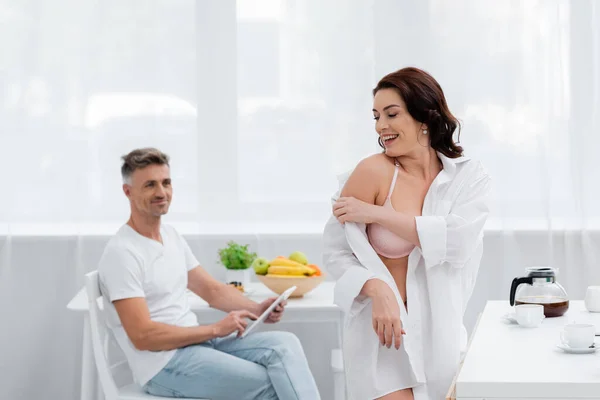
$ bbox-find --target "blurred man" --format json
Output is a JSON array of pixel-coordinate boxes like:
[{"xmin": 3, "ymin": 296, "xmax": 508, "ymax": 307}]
[{"xmin": 98, "ymin": 147, "xmax": 320, "ymax": 400}]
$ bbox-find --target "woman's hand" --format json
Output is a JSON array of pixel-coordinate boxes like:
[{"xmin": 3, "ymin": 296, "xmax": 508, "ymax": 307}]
[
  {"xmin": 333, "ymin": 196, "xmax": 382, "ymax": 224},
  {"xmin": 363, "ymin": 279, "xmax": 405, "ymax": 349}
]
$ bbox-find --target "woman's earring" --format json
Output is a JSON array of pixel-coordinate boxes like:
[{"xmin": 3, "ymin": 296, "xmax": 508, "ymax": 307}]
[{"xmin": 423, "ymin": 129, "xmax": 428, "ymax": 135}]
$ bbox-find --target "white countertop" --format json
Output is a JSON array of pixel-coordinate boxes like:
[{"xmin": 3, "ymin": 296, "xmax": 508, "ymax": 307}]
[
  {"xmin": 67, "ymin": 281, "xmax": 340, "ymax": 324},
  {"xmin": 457, "ymin": 300, "xmax": 600, "ymax": 399},
  {"xmin": 67, "ymin": 281, "xmax": 337, "ymax": 311}
]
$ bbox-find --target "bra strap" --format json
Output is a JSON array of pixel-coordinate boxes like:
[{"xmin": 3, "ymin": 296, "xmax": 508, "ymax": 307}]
[{"xmin": 387, "ymin": 165, "xmax": 399, "ymax": 200}]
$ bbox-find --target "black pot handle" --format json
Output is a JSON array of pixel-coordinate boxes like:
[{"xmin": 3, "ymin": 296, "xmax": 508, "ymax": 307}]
[{"xmin": 510, "ymin": 277, "xmax": 534, "ymax": 306}]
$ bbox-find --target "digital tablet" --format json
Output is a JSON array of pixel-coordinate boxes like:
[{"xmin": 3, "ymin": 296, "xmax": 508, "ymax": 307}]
[{"xmin": 240, "ymin": 285, "xmax": 297, "ymax": 338}]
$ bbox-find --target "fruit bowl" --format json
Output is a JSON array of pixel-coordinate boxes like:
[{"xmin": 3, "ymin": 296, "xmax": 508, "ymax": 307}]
[{"xmin": 256, "ymin": 274, "xmax": 326, "ymax": 298}]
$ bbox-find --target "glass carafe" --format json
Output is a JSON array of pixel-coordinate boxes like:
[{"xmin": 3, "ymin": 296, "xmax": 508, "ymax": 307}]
[{"xmin": 509, "ymin": 266, "xmax": 569, "ymax": 317}]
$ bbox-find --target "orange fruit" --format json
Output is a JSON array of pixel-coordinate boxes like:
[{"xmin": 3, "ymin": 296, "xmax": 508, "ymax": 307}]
[{"xmin": 307, "ymin": 263, "xmax": 322, "ymax": 276}]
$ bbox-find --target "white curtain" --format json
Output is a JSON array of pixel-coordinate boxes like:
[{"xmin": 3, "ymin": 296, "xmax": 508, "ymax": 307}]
[
  {"xmin": 1, "ymin": 1, "xmax": 600, "ymax": 399},
  {"xmin": 2, "ymin": 0, "xmax": 599, "ymax": 229}
]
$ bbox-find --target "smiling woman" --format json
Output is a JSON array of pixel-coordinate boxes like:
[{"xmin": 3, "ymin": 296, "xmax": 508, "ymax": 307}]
[
  {"xmin": 326, "ymin": 66, "xmax": 492, "ymax": 400},
  {"xmin": 373, "ymin": 67, "xmax": 463, "ymax": 160}
]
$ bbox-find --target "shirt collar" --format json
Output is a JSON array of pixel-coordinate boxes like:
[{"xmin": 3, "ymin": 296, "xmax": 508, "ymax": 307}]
[{"xmin": 435, "ymin": 152, "xmax": 470, "ymax": 185}]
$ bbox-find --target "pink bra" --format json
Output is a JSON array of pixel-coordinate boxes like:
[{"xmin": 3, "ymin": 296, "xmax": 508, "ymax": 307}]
[{"xmin": 367, "ymin": 162, "xmax": 416, "ymax": 258}]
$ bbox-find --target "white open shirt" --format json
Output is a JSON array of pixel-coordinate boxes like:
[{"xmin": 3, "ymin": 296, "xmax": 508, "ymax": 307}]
[{"xmin": 323, "ymin": 153, "xmax": 491, "ymax": 400}]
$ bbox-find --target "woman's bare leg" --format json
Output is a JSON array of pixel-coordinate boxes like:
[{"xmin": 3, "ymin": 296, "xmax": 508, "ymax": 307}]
[{"xmin": 376, "ymin": 388, "xmax": 414, "ymax": 400}]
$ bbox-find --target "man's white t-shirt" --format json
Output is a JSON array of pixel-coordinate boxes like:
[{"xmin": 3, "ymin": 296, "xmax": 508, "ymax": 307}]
[{"xmin": 98, "ymin": 223, "xmax": 199, "ymax": 386}]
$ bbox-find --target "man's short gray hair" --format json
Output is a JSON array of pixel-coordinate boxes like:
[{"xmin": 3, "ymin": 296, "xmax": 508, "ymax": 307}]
[{"xmin": 121, "ymin": 148, "xmax": 170, "ymax": 184}]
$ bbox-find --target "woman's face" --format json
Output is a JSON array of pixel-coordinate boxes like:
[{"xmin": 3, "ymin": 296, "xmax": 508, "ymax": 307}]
[{"xmin": 372, "ymin": 88, "xmax": 427, "ymax": 157}]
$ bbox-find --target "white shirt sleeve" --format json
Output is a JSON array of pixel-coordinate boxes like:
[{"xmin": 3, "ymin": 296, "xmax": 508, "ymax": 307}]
[
  {"xmin": 323, "ymin": 213, "xmax": 376, "ymax": 313},
  {"xmin": 98, "ymin": 245, "xmax": 145, "ymax": 302},
  {"xmin": 415, "ymin": 163, "xmax": 492, "ymax": 269},
  {"xmin": 323, "ymin": 172, "xmax": 377, "ymax": 314}
]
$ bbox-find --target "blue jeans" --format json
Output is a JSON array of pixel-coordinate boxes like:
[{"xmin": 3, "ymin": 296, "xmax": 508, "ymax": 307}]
[{"xmin": 143, "ymin": 331, "xmax": 320, "ymax": 400}]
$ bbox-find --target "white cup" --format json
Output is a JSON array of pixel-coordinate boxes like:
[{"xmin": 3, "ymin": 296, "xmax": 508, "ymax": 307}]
[
  {"xmin": 585, "ymin": 286, "xmax": 600, "ymax": 312},
  {"xmin": 515, "ymin": 304, "xmax": 545, "ymax": 328},
  {"xmin": 560, "ymin": 323, "xmax": 595, "ymax": 349}
]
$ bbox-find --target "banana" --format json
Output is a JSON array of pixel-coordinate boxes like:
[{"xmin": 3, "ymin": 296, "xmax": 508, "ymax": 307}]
[
  {"xmin": 269, "ymin": 258, "xmax": 305, "ymax": 268},
  {"xmin": 267, "ymin": 265, "xmax": 316, "ymax": 276},
  {"xmin": 266, "ymin": 273, "xmax": 308, "ymax": 279}
]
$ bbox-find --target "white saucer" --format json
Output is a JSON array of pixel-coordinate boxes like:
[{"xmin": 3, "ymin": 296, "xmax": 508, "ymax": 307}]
[
  {"xmin": 501, "ymin": 312, "xmax": 546, "ymax": 327},
  {"xmin": 501, "ymin": 312, "xmax": 518, "ymax": 324},
  {"xmin": 556, "ymin": 342, "xmax": 597, "ymax": 354}
]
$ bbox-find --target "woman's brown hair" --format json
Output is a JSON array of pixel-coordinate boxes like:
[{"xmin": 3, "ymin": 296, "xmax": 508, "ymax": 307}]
[{"xmin": 373, "ymin": 67, "xmax": 463, "ymax": 158}]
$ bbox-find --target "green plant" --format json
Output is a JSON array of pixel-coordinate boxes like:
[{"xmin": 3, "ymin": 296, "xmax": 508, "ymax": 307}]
[{"xmin": 218, "ymin": 241, "xmax": 257, "ymax": 270}]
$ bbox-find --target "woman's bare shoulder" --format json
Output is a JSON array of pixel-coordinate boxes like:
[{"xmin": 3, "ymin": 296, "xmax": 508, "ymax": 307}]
[
  {"xmin": 340, "ymin": 153, "xmax": 392, "ymax": 202},
  {"xmin": 355, "ymin": 153, "xmax": 392, "ymax": 173}
]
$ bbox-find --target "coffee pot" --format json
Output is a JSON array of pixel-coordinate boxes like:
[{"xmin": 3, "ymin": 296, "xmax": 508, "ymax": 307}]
[{"xmin": 509, "ymin": 266, "xmax": 569, "ymax": 317}]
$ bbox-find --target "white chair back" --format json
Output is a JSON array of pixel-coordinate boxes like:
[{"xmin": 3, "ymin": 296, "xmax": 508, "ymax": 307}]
[{"xmin": 85, "ymin": 270, "xmax": 120, "ymax": 400}]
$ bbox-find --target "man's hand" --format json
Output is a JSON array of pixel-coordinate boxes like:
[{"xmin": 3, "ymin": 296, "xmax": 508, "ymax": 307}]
[
  {"xmin": 255, "ymin": 297, "xmax": 287, "ymax": 323},
  {"xmin": 214, "ymin": 310, "xmax": 258, "ymax": 338}
]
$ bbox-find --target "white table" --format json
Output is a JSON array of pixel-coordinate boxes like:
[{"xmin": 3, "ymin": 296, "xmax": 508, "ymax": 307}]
[
  {"xmin": 67, "ymin": 281, "xmax": 343, "ymax": 400},
  {"xmin": 456, "ymin": 300, "xmax": 600, "ymax": 399}
]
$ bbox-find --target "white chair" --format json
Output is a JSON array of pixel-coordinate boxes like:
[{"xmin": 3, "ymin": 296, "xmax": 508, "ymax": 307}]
[{"xmin": 84, "ymin": 271, "xmax": 207, "ymax": 400}]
